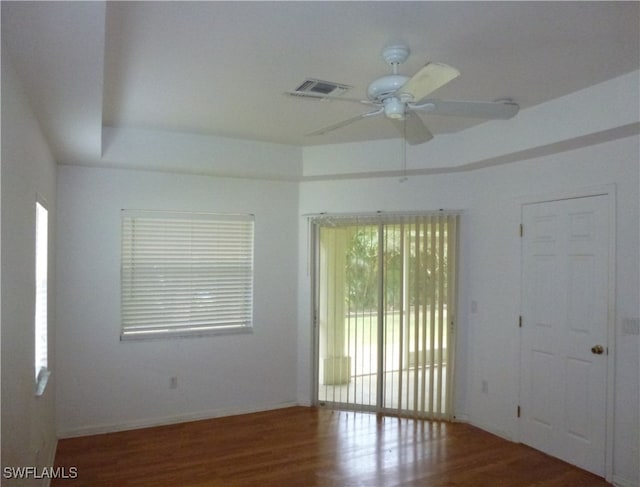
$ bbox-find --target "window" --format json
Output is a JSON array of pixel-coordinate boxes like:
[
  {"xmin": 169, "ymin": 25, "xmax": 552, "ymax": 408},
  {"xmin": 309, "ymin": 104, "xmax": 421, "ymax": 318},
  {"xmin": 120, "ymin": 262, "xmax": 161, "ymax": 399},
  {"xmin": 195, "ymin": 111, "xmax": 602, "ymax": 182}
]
[
  {"xmin": 120, "ymin": 210, "xmax": 254, "ymax": 340},
  {"xmin": 35, "ymin": 200, "xmax": 50, "ymax": 396}
]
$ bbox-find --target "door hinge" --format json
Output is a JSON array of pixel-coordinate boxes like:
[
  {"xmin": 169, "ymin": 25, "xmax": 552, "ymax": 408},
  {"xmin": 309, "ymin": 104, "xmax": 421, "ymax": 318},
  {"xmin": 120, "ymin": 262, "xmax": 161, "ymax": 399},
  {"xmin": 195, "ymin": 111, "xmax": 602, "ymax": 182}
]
[
  {"xmin": 519, "ymin": 315, "xmax": 522, "ymax": 328},
  {"xmin": 517, "ymin": 405, "xmax": 521, "ymax": 418},
  {"xmin": 519, "ymin": 224, "xmax": 523, "ymax": 237}
]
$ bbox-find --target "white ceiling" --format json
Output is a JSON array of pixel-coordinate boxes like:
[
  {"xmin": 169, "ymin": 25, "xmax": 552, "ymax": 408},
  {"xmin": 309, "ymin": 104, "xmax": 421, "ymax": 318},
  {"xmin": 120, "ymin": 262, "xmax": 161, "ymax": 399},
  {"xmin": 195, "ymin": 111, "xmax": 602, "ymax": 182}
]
[{"xmin": 2, "ymin": 1, "xmax": 639, "ymax": 156}]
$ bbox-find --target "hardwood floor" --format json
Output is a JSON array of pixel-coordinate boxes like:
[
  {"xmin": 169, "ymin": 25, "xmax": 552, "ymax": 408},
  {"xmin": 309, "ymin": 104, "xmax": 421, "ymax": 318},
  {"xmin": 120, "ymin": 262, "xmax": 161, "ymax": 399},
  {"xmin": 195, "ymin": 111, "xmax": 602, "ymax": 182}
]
[{"xmin": 53, "ymin": 406, "xmax": 610, "ymax": 486}]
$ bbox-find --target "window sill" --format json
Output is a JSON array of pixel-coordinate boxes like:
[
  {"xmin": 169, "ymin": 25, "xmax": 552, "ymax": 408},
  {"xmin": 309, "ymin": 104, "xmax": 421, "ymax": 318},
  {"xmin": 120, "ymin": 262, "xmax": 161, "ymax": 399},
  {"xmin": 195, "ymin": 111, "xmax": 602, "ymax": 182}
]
[
  {"xmin": 35, "ymin": 368, "xmax": 51, "ymax": 397},
  {"xmin": 120, "ymin": 325, "xmax": 254, "ymax": 341}
]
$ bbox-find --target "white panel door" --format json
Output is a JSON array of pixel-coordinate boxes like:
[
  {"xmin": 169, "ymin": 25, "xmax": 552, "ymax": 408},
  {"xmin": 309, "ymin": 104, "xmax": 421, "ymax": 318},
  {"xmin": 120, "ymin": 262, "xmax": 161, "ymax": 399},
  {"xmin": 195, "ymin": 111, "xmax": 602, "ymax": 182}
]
[{"xmin": 521, "ymin": 195, "xmax": 609, "ymax": 476}]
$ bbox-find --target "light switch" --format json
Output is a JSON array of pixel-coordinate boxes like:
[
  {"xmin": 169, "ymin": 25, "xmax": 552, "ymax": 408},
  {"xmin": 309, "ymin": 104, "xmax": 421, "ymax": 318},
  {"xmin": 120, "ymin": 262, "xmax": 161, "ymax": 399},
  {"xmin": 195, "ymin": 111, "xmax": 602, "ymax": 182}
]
[{"xmin": 622, "ymin": 318, "xmax": 640, "ymax": 335}]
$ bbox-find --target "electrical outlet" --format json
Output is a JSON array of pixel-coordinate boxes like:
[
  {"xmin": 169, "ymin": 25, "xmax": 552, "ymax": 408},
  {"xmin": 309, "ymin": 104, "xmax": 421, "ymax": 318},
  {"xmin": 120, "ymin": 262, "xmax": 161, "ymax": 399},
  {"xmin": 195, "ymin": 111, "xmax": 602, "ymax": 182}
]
[{"xmin": 170, "ymin": 376, "xmax": 178, "ymax": 389}]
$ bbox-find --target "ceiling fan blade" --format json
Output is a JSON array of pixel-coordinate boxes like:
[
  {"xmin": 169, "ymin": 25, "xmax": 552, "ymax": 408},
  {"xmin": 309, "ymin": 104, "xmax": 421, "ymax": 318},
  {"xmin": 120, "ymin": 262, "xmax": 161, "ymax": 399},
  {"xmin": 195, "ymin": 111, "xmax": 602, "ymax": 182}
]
[
  {"xmin": 397, "ymin": 62, "xmax": 460, "ymax": 102},
  {"xmin": 307, "ymin": 108, "xmax": 384, "ymax": 137},
  {"xmin": 390, "ymin": 111, "xmax": 434, "ymax": 145},
  {"xmin": 284, "ymin": 91, "xmax": 373, "ymax": 105},
  {"xmin": 412, "ymin": 99, "xmax": 520, "ymax": 119}
]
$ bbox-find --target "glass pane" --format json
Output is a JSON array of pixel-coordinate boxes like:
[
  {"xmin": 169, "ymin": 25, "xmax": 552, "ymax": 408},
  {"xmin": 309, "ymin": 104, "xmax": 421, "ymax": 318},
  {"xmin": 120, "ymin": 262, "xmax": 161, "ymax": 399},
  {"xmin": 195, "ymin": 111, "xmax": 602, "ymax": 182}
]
[
  {"xmin": 317, "ymin": 225, "xmax": 378, "ymax": 408},
  {"xmin": 315, "ymin": 215, "xmax": 457, "ymax": 420}
]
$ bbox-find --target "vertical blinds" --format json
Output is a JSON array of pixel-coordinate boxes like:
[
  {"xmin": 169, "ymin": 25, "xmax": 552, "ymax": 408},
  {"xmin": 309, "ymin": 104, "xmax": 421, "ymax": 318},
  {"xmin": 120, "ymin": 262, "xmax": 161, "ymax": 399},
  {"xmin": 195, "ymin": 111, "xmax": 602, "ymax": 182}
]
[
  {"xmin": 121, "ymin": 211, "xmax": 254, "ymax": 340},
  {"xmin": 316, "ymin": 213, "xmax": 459, "ymax": 420},
  {"xmin": 384, "ymin": 214, "xmax": 459, "ymax": 419}
]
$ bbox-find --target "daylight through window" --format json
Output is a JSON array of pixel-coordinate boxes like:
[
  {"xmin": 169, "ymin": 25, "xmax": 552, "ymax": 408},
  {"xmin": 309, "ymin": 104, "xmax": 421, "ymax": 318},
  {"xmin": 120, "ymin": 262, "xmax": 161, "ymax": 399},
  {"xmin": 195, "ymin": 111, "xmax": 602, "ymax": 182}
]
[
  {"xmin": 35, "ymin": 201, "xmax": 49, "ymax": 394},
  {"xmin": 121, "ymin": 210, "xmax": 254, "ymax": 340},
  {"xmin": 314, "ymin": 212, "xmax": 459, "ymax": 419}
]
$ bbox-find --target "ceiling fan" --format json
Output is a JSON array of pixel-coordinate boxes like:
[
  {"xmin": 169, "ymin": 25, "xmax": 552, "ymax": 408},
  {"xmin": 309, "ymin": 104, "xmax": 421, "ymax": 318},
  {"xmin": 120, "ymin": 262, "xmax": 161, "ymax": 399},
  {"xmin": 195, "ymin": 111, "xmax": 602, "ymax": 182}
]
[{"xmin": 286, "ymin": 45, "xmax": 519, "ymax": 145}]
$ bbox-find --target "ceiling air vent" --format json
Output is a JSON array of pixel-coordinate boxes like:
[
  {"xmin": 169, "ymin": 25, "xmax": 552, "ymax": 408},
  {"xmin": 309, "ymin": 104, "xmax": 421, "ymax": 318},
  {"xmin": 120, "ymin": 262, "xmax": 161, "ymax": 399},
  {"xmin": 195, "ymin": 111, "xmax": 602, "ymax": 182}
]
[{"xmin": 292, "ymin": 79, "xmax": 351, "ymax": 98}]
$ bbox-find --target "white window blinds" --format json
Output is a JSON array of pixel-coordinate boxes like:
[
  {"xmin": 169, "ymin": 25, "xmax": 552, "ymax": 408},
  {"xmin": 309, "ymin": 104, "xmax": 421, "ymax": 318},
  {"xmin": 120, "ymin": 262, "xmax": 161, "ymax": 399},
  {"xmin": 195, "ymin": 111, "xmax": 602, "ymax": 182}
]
[{"xmin": 121, "ymin": 211, "xmax": 254, "ymax": 340}]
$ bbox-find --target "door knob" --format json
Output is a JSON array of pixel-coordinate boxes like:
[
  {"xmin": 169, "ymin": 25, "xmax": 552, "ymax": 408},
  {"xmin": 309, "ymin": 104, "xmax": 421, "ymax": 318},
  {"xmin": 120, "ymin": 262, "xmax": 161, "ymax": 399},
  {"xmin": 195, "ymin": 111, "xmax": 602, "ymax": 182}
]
[{"xmin": 591, "ymin": 345, "xmax": 604, "ymax": 355}]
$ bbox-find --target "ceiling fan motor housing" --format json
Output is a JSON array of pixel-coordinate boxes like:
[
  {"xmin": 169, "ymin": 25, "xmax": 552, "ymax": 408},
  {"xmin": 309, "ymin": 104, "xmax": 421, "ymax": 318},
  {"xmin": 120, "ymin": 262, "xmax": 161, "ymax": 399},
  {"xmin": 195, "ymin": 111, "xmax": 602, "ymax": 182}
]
[
  {"xmin": 367, "ymin": 45, "xmax": 412, "ymax": 106},
  {"xmin": 367, "ymin": 74, "xmax": 409, "ymax": 102}
]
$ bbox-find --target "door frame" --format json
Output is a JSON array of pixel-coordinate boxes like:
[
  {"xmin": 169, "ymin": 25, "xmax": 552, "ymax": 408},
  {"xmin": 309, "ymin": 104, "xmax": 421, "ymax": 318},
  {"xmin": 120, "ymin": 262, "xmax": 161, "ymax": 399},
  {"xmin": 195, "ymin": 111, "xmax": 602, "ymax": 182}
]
[
  {"xmin": 309, "ymin": 213, "xmax": 460, "ymax": 418},
  {"xmin": 517, "ymin": 184, "xmax": 616, "ymax": 482},
  {"xmin": 309, "ymin": 220, "xmax": 320, "ymax": 408}
]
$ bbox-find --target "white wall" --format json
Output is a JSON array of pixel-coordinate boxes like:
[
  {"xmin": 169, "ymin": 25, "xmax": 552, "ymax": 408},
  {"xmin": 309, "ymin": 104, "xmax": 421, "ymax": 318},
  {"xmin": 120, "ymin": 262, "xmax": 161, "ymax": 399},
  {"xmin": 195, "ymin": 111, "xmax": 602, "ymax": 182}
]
[
  {"xmin": 96, "ymin": 126, "xmax": 303, "ymax": 181},
  {"xmin": 1, "ymin": 52, "xmax": 58, "ymax": 480},
  {"xmin": 297, "ymin": 135, "xmax": 639, "ymax": 485},
  {"xmin": 55, "ymin": 166, "xmax": 299, "ymax": 436}
]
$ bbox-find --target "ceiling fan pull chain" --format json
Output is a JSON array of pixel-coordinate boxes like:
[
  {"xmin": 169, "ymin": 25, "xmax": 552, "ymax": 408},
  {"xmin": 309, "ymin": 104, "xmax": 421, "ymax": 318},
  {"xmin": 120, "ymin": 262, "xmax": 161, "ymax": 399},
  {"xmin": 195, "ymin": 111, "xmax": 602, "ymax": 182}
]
[{"xmin": 399, "ymin": 119, "xmax": 408, "ymax": 183}]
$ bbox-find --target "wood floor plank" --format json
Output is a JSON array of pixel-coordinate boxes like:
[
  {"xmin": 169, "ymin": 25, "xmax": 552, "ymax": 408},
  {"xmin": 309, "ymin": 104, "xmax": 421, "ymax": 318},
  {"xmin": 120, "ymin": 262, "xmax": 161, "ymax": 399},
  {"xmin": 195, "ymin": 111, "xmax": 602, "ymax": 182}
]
[{"xmin": 52, "ymin": 407, "xmax": 610, "ymax": 486}]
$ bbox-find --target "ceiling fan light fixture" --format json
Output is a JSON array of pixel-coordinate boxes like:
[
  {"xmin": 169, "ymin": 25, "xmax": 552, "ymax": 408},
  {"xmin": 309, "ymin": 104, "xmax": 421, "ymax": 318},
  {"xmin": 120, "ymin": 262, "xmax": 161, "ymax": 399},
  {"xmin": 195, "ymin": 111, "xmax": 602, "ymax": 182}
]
[{"xmin": 383, "ymin": 97, "xmax": 405, "ymax": 120}]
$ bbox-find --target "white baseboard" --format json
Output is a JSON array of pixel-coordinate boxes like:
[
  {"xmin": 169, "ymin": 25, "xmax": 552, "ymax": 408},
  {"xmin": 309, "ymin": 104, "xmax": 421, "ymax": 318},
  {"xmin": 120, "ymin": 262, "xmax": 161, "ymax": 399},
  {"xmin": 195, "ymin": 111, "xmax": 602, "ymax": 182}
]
[
  {"xmin": 41, "ymin": 439, "xmax": 58, "ymax": 487},
  {"xmin": 57, "ymin": 401, "xmax": 300, "ymax": 439},
  {"xmin": 463, "ymin": 416, "xmax": 633, "ymax": 486},
  {"xmin": 465, "ymin": 416, "xmax": 514, "ymax": 442},
  {"xmin": 452, "ymin": 413, "xmax": 469, "ymax": 423},
  {"xmin": 613, "ymin": 474, "xmax": 638, "ymax": 487}
]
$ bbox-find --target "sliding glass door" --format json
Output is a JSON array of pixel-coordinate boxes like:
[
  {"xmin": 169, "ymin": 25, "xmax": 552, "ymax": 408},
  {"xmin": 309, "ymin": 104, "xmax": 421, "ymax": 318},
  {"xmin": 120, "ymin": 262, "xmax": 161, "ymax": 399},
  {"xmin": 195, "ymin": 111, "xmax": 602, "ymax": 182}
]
[{"xmin": 314, "ymin": 214, "xmax": 459, "ymax": 419}]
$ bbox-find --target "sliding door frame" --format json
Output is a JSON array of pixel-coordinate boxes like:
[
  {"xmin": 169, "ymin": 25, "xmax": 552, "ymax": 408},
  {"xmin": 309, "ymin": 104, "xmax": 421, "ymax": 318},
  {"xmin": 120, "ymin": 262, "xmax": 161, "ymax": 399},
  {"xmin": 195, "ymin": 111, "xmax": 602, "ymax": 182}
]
[{"xmin": 309, "ymin": 211, "xmax": 460, "ymax": 418}]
